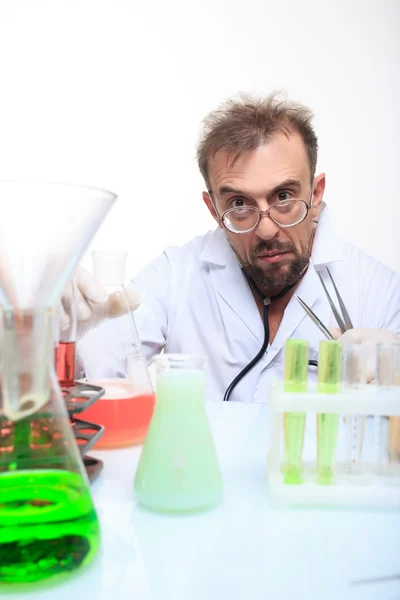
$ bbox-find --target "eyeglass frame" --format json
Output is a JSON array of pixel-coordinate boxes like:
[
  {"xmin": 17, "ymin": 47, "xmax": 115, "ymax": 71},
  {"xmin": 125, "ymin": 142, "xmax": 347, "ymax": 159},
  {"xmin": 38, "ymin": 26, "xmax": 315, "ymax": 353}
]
[{"xmin": 209, "ymin": 187, "xmax": 314, "ymax": 234}]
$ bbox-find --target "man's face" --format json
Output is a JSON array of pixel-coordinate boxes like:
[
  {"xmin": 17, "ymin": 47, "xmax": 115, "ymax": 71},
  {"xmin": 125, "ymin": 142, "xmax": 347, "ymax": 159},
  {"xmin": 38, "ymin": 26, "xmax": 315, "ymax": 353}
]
[{"xmin": 203, "ymin": 131, "xmax": 325, "ymax": 294}]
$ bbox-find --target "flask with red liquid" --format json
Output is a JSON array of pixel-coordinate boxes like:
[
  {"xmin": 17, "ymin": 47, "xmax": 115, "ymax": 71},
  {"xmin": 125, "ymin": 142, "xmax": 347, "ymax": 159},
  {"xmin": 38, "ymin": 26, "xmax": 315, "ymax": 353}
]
[{"xmin": 79, "ymin": 251, "xmax": 155, "ymax": 449}]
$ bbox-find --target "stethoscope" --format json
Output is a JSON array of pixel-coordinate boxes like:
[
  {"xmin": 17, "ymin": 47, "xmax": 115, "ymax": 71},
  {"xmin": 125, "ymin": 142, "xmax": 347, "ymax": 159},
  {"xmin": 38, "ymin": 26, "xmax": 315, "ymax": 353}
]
[{"xmin": 223, "ymin": 264, "xmax": 318, "ymax": 402}]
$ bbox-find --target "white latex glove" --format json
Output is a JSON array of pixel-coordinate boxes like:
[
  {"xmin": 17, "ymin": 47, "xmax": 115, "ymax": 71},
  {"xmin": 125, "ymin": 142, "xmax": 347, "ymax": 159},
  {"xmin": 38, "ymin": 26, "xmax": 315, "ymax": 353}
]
[
  {"xmin": 62, "ymin": 266, "xmax": 141, "ymax": 338},
  {"xmin": 329, "ymin": 327, "xmax": 400, "ymax": 384}
]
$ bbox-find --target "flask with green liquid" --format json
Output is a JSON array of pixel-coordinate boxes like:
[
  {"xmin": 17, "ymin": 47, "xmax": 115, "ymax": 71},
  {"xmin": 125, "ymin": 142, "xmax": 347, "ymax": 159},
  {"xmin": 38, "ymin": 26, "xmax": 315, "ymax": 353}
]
[
  {"xmin": 134, "ymin": 354, "xmax": 223, "ymax": 513},
  {"xmin": 0, "ymin": 182, "xmax": 116, "ymax": 585}
]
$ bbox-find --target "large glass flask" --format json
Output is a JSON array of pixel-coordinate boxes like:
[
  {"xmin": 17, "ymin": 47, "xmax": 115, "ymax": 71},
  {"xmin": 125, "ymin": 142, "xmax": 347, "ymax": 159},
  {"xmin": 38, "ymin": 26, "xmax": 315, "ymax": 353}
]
[
  {"xmin": 80, "ymin": 251, "xmax": 155, "ymax": 449},
  {"xmin": 134, "ymin": 354, "xmax": 223, "ymax": 513},
  {"xmin": 0, "ymin": 182, "xmax": 116, "ymax": 585}
]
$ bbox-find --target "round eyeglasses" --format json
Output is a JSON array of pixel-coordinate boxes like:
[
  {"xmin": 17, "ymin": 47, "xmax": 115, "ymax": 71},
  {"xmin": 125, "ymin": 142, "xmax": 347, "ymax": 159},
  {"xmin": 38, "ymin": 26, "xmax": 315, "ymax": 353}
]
[{"xmin": 220, "ymin": 198, "xmax": 312, "ymax": 234}]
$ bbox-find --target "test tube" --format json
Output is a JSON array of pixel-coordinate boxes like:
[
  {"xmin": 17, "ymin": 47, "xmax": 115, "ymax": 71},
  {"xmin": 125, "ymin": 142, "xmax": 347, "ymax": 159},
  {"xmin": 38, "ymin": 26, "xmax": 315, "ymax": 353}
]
[
  {"xmin": 56, "ymin": 279, "xmax": 78, "ymax": 388},
  {"xmin": 283, "ymin": 339, "xmax": 308, "ymax": 484},
  {"xmin": 342, "ymin": 344, "xmax": 367, "ymax": 473},
  {"xmin": 376, "ymin": 343, "xmax": 400, "ymax": 470},
  {"xmin": 317, "ymin": 340, "xmax": 342, "ymax": 485},
  {"xmin": 376, "ymin": 343, "xmax": 400, "ymax": 387},
  {"xmin": 388, "ymin": 416, "xmax": 400, "ymax": 464}
]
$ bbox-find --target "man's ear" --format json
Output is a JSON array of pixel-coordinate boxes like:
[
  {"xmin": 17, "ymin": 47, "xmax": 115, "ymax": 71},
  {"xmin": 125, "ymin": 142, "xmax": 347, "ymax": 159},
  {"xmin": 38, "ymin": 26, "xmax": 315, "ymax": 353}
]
[
  {"xmin": 203, "ymin": 191, "xmax": 221, "ymax": 226},
  {"xmin": 311, "ymin": 173, "xmax": 326, "ymax": 220}
]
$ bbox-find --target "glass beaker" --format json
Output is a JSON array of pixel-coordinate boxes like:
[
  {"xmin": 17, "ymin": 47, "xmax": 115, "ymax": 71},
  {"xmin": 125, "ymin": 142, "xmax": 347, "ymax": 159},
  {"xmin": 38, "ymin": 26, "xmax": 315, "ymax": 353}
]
[
  {"xmin": 134, "ymin": 354, "xmax": 223, "ymax": 513},
  {"xmin": 79, "ymin": 251, "xmax": 155, "ymax": 449},
  {"xmin": 0, "ymin": 181, "xmax": 116, "ymax": 585}
]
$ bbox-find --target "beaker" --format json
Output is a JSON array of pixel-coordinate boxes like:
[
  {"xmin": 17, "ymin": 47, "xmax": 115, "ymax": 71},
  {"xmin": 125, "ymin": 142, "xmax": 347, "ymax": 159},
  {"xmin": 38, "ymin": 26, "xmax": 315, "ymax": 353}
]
[
  {"xmin": 79, "ymin": 251, "xmax": 155, "ymax": 449},
  {"xmin": 134, "ymin": 354, "xmax": 223, "ymax": 513},
  {"xmin": 0, "ymin": 181, "xmax": 116, "ymax": 585}
]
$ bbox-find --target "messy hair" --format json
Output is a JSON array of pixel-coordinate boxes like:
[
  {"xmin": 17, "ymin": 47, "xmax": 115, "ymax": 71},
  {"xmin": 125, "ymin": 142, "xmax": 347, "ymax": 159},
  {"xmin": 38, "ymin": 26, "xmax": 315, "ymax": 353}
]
[{"xmin": 197, "ymin": 91, "xmax": 318, "ymax": 189}]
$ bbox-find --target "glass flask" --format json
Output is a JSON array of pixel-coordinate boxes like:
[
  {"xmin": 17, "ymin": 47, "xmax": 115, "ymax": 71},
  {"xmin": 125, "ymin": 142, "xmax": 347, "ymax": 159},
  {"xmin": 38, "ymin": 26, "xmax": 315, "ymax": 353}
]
[
  {"xmin": 134, "ymin": 354, "xmax": 223, "ymax": 513},
  {"xmin": 0, "ymin": 181, "xmax": 116, "ymax": 585},
  {"xmin": 79, "ymin": 251, "xmax": 155, "ymax": 449}
]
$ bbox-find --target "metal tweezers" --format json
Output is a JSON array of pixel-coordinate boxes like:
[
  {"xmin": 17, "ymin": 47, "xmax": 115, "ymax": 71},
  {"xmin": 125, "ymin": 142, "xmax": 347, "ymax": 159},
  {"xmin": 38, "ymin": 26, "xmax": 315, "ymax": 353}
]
[{"xmin": 296, "ymin": 266, "xmax": 353, "ymax": 339}]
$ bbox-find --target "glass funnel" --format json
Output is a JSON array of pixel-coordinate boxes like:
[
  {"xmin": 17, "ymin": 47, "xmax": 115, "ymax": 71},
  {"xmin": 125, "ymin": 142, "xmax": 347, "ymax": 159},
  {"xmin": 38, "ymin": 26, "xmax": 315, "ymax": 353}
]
[
  {"xmin": 0, "ymin": 181, "xmax": 116, "ymax": 585},
  {"xmin": 134, "ymin": 354, "xmax": 223, "ymax": 513},
  {"xmin": 79, "ymin": 251, "xmax": 155, "ymax": 449}
]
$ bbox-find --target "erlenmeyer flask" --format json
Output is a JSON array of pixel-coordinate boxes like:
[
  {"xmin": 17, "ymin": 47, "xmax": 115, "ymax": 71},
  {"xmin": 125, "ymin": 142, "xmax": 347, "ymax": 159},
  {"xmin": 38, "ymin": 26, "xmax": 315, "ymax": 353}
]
[
  {"xmin": 79, "ymin": 251, "xmax": 155, "ymax": 449},
  {"xmin": 0, "ymin": 181, "xmax": 116, "ymax": 585},
  {"xmin": 134, "ymin": 354, "xmax": 223, "ymax": 513}
]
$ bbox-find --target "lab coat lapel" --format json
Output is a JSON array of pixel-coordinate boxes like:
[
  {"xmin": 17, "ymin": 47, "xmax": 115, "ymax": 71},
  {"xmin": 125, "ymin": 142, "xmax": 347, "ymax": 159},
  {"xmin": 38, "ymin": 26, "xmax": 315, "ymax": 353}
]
[{"xmin": 200, "ymin": 229, "xmax": 264, "ymax": 344}]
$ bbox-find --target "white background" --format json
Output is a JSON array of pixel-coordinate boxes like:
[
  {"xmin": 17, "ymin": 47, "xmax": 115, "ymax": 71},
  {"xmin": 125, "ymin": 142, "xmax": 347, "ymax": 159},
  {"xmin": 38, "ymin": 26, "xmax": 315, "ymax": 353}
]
[{"xmin": 0, "ymin": 0, "xmax": 398, "ymax": 277}]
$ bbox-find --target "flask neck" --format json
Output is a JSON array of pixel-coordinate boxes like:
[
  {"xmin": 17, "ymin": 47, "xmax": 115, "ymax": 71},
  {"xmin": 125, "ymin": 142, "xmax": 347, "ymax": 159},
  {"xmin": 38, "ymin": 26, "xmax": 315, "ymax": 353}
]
[
  {"xmin": 155, "ymin": 368, "xmax": 206, "ymax": 412},
  {"xmin": 1, "ymin": 307, "xmax": 54, "ymax": 421}
]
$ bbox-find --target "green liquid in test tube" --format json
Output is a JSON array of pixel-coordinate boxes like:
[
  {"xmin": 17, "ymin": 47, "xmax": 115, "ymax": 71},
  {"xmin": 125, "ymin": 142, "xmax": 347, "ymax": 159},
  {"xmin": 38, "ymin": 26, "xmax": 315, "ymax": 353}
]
[
  {"xmin": 134, "ymin": 354, "xmax": 223, "ymax": 513},
  {"xmin": 317, "ymin": 340, "xmax": 342, "ymax": 485},
  {"xmin": 283, "ymin": 339, "xmax": 308, "ymax": 484}
]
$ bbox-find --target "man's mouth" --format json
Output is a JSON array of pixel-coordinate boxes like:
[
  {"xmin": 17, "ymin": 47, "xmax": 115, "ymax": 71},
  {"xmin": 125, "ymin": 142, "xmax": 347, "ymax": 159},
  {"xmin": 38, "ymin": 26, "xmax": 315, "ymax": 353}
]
[{"xmin": 257, "ymin": 250, "xmax": 290, "ymax": 263}]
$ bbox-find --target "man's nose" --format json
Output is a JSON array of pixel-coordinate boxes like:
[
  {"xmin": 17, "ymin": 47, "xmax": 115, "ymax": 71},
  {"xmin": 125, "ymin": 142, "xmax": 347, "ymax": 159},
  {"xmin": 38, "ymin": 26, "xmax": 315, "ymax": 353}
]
[{"xmin": 254, "ymin": 213, "xmax": 280, "ymax": 240}]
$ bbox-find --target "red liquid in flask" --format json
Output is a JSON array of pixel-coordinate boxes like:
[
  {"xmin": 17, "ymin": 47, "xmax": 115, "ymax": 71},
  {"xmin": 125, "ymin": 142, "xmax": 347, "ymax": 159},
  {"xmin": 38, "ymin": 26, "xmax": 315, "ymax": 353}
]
[
  {"xmin": 56, "ymin": 341, "xmax": 76, "ymax": 387},
  {"xmin": 80, "ymin": 379, "xmax": 155, "ymax": 449}
]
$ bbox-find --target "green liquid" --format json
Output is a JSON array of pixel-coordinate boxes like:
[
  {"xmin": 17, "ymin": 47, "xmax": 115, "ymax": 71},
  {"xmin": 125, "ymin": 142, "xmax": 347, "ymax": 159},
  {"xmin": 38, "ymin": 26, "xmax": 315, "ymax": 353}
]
[
  {"xmin": 0, "ymin": 469, "xmax": 100, "ymax": 584},
  {"xmin": 135, "ymin": 370, "xmax": 223, "ymax": 513},
  {"xmin": 317, "ymin": 414, "xmax": 339, "ymax": 485},
  {"xmin": 283, "ymin": 413, "xmax": 306, "ymax": 484}
]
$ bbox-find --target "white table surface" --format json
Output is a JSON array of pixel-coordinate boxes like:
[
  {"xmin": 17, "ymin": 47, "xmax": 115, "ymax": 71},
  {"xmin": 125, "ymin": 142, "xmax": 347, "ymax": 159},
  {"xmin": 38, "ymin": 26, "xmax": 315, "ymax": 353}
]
[{"xmin": 4, "ymin": 402, "xmax": 400, "ymax": 600}]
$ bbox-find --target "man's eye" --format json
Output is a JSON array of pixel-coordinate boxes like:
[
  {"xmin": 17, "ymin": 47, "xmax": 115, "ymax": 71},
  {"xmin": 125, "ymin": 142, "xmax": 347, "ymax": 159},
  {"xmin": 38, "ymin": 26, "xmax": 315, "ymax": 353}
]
[
  {"xmin": 277, "ymin": 191, "xmax": 293, "ymax": 202},
  {"xmin": 230, "ymin": 197, "xmax": 247, "ymax": 208}
]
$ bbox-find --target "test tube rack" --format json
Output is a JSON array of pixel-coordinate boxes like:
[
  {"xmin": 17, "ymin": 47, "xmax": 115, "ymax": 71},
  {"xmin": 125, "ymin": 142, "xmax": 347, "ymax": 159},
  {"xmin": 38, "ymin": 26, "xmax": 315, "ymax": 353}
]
[
  {"xmin": 267, "ymin": 378, "xmax": 400, "ymax": 510},
  {"xmin": 62, "ymin": 381, "xmax": 105, "ymax": 482}
]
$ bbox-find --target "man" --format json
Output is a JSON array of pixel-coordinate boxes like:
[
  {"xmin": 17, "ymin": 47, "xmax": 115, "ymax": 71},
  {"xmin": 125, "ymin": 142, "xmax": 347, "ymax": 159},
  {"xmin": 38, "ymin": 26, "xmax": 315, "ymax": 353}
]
[{"xmin": 76, "ymin": 92, "xmax": 400, "ymax": 402}]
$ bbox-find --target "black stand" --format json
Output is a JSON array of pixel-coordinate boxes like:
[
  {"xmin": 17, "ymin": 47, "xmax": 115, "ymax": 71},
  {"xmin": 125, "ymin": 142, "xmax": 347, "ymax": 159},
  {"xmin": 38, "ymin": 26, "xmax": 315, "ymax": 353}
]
[{"xmin": 62, "ymin": 382, "xmax": 106, "ymax": 483}]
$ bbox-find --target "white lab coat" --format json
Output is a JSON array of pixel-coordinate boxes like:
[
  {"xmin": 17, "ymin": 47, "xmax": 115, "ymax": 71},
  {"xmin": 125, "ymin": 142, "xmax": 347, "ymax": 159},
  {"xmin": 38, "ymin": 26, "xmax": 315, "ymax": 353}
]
[{"xmin": 78, "ymin": 206, "xmax": 400, "ymax": 402}]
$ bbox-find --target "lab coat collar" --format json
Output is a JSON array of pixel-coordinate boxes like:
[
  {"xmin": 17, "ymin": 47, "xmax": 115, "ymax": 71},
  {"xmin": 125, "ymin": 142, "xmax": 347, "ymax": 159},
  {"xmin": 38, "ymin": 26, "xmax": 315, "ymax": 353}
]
[
  {"xmin": 311, "ymin": 203, "xmax": 345, "ymax": 267},
  {"xmin": 205, "ymin": 238, "xmax": 264, "ymax": 343}
]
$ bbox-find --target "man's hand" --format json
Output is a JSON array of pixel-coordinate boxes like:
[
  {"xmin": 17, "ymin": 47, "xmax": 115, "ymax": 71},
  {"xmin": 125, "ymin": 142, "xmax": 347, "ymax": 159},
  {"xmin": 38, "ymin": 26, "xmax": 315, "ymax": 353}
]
[
  {"xmin": 329, "ymin": 327, "xmax": 400, "ymax": 384},
  {"xmin": 62, "ymin": 266, "xmax": 141, "ymax": 338}
]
